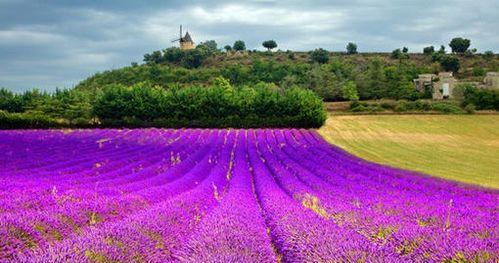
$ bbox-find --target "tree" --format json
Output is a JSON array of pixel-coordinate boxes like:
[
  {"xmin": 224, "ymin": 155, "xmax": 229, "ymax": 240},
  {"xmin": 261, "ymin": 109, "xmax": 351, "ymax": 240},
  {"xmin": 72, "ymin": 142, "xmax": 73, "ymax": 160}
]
[
  {"xmin": 391, "ymin": 49, "xmax": 402, "ymax": 59},
  {"xmin": 341, "ymin": 81, "xmax": 359, "ymax": 101},
  {"xmin": 183, "ymin": 47, "xmax": 209, "ymax": 68},
  {"xmin": 224, "ymin": 45, "xmax": 232, "ymax": 52},
  {"xmin": 310, "ymin": 48, "xmax": 329, "ymax": 64},
  {"xmin": 432, "ymin": 45, "xmax": 447, "ymax": 62},
  {"xmin": 440, "ymin": 55, "xmax": 460, "ymax": 72},
  {"xmin": 449, "ymin": 37, "xmax": 471, "ymax": 53},
  {"xmin": 262, "ymin": 40, "xmax": 277, "ymax": 51},
  {"xmin": 423, "ymin": 46, "xmax": 435, "ymax": 55},
  {"xmin": 197, "ymin": 40, "xmax": 218, "ymax": 53},
  {"xmin": 402, "ymin": 47, "xmax": 409, "ymax": 53},
  {"xmin": 143, "ymin": 50, "xmax": 163, "ymax": 64},
  {"xmin": 163, "ymin": 47, "xmax": 183, "ymax": 63},
  {"xmin": 233, "ymin": 40, "xmax": 246, "ymax": 51},
  {"xmin": 346, "ymin": 42, "xmax": 358, "ymax": 54}
]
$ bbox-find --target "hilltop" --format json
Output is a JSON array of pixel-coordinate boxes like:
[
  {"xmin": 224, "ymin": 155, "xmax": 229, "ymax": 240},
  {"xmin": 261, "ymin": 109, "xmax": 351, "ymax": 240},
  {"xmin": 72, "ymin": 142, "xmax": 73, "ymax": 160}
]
[{"xmin": 76, "ymin": 48, "xmax": 498, "ymax": 102}]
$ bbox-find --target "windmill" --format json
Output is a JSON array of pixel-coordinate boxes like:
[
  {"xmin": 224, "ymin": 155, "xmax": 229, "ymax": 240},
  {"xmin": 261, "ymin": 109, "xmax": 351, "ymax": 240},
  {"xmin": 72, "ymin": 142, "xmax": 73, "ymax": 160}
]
[{"xmin": 171, "ymin": 25, "xmax": 195, "ymax": 50}]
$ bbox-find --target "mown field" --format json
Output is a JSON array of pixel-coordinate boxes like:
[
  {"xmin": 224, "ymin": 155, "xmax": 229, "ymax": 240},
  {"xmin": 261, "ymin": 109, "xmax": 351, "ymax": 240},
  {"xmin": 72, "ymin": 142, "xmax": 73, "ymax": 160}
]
[
  {"xmin": 319, "ymin": 115, "xmax": 499, "ymax": 188},
  {"xmin": 1, "ymin": 129, "xmax": 497, "ymax": 262}
]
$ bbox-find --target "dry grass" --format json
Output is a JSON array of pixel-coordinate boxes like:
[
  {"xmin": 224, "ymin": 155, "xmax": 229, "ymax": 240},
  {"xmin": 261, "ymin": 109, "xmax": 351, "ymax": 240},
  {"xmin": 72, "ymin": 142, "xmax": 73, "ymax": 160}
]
[{"xmin": 318, "ymin": 115, "xmax": 499, "ymax": 188}]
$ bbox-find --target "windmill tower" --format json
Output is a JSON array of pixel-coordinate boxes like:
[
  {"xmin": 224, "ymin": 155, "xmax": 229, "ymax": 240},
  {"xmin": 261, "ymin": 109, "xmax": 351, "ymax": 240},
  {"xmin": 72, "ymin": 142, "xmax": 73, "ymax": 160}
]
[{"xmin": 171, "ymin": 25, "xmax": 195, "ymax": 50}]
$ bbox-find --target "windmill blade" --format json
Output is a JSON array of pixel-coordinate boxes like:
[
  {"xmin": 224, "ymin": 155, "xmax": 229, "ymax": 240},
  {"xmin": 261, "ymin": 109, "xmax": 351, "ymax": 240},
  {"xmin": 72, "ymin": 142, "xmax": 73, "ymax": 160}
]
[{"xmin": 171, "ymin": 38, "xmax": 181, "ymax": 42}]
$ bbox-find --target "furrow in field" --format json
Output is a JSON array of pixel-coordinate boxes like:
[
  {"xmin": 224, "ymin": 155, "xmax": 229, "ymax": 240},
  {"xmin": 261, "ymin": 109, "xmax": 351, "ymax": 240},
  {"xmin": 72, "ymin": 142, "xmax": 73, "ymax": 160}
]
[
  {"xmin": 172, "ymin": 130, "xmax": 277, "ymax": 262},
  {"xmin": 247, "ymin": 129, "xmax": 403, "ymax": 262},
  {"xmin": 0, "ymin": 130, "xmax": 225, "ymax": 258},
  {"xmin": 14, "ymin": 130, "xmax": 239, "ymax": 262}
]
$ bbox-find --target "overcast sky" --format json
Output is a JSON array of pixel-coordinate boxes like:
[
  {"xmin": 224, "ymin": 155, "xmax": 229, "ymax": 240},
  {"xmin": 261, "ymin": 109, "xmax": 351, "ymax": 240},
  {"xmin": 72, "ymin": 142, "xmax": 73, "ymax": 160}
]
[{"xmin": 1, "ymin": 0, "xmax": 498, "ymax": 92}]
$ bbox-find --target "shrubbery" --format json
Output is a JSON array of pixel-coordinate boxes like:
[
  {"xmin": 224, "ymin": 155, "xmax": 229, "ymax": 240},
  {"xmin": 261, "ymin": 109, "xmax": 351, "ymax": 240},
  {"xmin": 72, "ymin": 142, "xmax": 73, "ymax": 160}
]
[
  {"xmin": 454, "ymin": 84, "xmax": 499, "ymax": 110},
  {"xmin": 93, "ymin": 79, "xmax": 326, "ymax": 128},
  {"xmin": 0, "ymin": 110, "xmax": 68, "ymax": 129},
  {"xmin": 349, "ymin": 100, "xmax": 465, "ymax": 114}
]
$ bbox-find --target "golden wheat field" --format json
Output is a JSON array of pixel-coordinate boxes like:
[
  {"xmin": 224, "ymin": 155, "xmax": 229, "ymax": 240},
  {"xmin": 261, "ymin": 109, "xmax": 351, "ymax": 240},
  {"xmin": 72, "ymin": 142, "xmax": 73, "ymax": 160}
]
[{"xmin": 319, "ymin": 115, "xmax": 499, "ymax": 188}]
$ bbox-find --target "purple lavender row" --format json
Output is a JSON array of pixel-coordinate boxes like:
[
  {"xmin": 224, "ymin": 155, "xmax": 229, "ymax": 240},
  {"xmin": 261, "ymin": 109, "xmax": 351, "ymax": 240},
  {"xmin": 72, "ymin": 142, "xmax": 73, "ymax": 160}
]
[
  {"xmin": 173, "ymin": 131, "xmax": 277, "ymax": 262},
  {"xmin": 0, "ymin": 129, "xmax": 198, "ymax": 215},
  {"xmin": 0, "ymin": 128, "xmax": 496, "ymax": 262},
  {"xmin": 274, "ymin": 129, "xmax": 497, "ymax": 262},
  {"xmin": 15, "ymin": 130, "xmax": 239, "ymax": 262},
  {"xmin": 248, "ymin": 129, "xmax": 404, "ymax": 262},
  {"xmin": 0, "ymin": 130, "xmax": 220, "ymax": 258}
]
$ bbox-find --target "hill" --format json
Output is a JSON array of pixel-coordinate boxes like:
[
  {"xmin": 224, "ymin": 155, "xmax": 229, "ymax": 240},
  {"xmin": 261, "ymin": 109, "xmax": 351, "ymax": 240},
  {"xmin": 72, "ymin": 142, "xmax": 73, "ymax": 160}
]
[{"xmin": 76, "ymin": 50, "xmax": 499, "ymax": 102}]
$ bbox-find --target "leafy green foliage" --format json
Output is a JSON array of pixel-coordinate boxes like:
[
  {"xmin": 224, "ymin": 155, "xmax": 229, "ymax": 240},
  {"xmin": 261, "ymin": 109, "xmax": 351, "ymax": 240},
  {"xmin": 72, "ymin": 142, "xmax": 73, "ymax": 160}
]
[
  {"xmin": 233, "ymin": 40, "xmax": 246, "ymax": 51},
  {"xmin": 440, "ymin": 55, "xmax": 460, "ymax": 72},
  {"xmin": 310, "ymin": 48, "xmax": 329, "ymax": 64},
  {"xmin": 262, "ymin": 40, "xmax": 277, "ymax": 51},
  {"xmin": 93, "ymin": 80, "xmax": 326, "ymax": 128},
  {"xmin": 455, "ymin": 84, "xmax": 499, "ymax": 110},
  {"xmin": 346, "ymin": 43, "xmax": 358, "ymax": 54},
  {"xmin": 472, "ymin": 67, "xmax": 486, "ymax": 77},
  {"xmin": 449, "ymin": 37, "xmax": 471, "ymax": 53},
  {"xmin": 350, "ymin": 100, "xmax": 464, "ymax": 114},
  {"xmin": 423, "ymin": 46, "xmax": 435, "ymax": 55},
  {"xmin": 197, "ymin": 40, "xmax": 218, "ymax": 53},
  {"xmin": 391, "ymin": 48, "xmax": 409, "ymax": 59},
  {"xmin": 341, "ymin": 81, "xmax": 359, "ymax": 101},
  {"xmin": 0, "ymin": 110, "xmax": 67, "ymax": 129}
]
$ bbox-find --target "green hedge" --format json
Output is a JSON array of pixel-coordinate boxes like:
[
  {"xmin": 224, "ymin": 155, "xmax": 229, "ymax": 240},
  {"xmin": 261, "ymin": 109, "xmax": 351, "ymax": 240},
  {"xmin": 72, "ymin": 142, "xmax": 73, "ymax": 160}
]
[
  {"xmin": 349, "ymin": 100, "xmax": 465, "ymax": 114},
  {"xmin": 0, "ymin": 110, "xmax": 66, "ymax": 129},
  {"xmin": 459, "ymin": 85, "xmax": 499, "ymax": 110},
  {"xmin": 93, "ymin": 80, "xmax": 327, "ymax": 128}
]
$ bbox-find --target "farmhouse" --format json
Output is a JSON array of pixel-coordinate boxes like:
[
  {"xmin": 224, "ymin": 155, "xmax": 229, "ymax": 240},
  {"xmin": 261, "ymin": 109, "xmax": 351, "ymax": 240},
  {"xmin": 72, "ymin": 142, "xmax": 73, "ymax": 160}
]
[
  {"xmin": 414, "ymin": 72, "xmax": 499, "ymax": 100},
  {"xmin": 484, "ymin": 72, "xmax": 499, "ymax": 89}
]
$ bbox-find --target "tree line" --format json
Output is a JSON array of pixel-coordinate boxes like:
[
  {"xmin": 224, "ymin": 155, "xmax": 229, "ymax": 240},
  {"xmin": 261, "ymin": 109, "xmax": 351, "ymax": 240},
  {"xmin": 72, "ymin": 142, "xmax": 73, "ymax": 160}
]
[{"xmin": 0, "ymin": 78, "xmax": 326, "ymax": 129}]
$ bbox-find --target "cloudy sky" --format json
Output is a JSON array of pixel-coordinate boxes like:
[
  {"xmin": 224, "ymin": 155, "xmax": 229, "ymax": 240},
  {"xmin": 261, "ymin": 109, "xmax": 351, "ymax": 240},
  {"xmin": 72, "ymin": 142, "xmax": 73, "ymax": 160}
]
[{"xmin": 1, "ymin": 0, "xmax": 498, "ymax": 92}]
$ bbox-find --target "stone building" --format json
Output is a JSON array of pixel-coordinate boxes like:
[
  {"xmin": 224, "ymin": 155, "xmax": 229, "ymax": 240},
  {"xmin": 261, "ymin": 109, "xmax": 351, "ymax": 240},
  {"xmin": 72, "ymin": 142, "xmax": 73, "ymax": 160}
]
[
  {"xmin": 483, "ymin": 72, "xmax": 499, "ymax": 89},
  {"xmin": 433, "ymin": 72, "xmax": 458, "ymax": 99},
  {"xmin": 414, "ymin": 72, "xmax": 457, "ymax": 99},
  {"xmin": 414, "ymin": 71, "xmax": 499, "ymax": 100},
  {"xmin": 413, "ymin": 73, "xmax": 436, "ymax": 92}
]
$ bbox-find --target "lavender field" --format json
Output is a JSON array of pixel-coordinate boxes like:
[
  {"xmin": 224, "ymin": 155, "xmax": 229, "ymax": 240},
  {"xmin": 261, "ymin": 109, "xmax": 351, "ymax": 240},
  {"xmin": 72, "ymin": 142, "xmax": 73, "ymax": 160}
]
[{"xmin": 0, "ymin": 129, "xmax": 497, "ymax": 262}]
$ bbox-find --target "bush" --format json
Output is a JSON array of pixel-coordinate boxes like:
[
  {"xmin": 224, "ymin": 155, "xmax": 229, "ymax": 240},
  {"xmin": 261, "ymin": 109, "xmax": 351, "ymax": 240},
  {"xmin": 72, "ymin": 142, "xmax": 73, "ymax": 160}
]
[
  {"xmin": 464, "ymin": 104, "xmax": 476, "ymax": 114},
  {"xmin": 460, "ymin": 85, "xmax": 499, "ymax": 110},
  {"xmin": 391, "ymin": 48, "xmax": 408, "ymax": 59},
  {"xmin": 310, "ymin": 48, "xmax": 329, "ymax": 64},
  {"xmin": 346, "ymin": 43, "xmax": 358, "ymax": 54},
  {"xmin": 440, "ymin": 55, "xmax": 460, "ymax": 72},
  {"xmin": 472, "ymin": 67, "xmax": 486, "ymax": 77},
  {"xmin": 423, "ymin": 46, "xmax": 435, "ymax": 55},
  {"xmin": 262, "ymin": 40, "xmax": 278, "ymax": 51},
  {"xmin": 233, "ymin": 40, "xmax": 246, "ymax": 51},
  {"xmin": 350, "ymin": 100, "xmax": 465, "ymax": 114},
  {"xmin": 430, "ymin": 102, "xmax": 464, "ymax": 114},
  {"xmin": 449, "ymin": 37, "xmax": 471, "ymax": 53},
  {"xmin": 0, "ymin": 110, "xmax": 67, "ymax": 129},
  {"xmin": 93, "ymin": 80, "xmax": 326, "ymax": 128}
]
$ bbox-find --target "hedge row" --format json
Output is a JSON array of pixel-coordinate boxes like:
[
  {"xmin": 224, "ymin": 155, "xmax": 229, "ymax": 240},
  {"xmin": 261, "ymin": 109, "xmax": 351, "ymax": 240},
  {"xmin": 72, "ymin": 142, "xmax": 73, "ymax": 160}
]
[
  {"xmin": 349, "ymin": 100, "xmax": 465, "ymax": 114},
  {"xmin": 0, "ymin": 111, "xmax": 66, "ymax": 129},
  {"xmin": 92, "ymin": 80, "xmax": 327, "ymax": 128}
]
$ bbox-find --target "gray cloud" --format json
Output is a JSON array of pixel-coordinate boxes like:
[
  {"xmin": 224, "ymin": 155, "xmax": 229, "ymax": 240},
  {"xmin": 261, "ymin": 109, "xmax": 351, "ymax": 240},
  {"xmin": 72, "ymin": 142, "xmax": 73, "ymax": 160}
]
[{"xmin": 0, "ymin": 0, "xmax": 497, "ymax": 92}]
